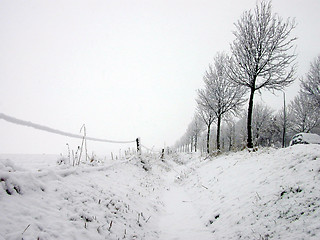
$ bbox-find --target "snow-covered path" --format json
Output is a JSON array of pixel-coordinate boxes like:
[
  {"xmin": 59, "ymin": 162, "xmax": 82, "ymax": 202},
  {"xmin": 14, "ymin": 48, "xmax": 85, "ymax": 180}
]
[{"xmin": 158, "ymin": 164, "xmax": 212, "ymax": 240}]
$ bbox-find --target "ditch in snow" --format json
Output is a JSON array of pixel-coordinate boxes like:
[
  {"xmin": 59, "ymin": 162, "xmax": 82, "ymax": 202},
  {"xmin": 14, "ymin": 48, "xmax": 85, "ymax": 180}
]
[{"xmin": 1, "ymin": 144, "xmax": 320, "ymax": 239}]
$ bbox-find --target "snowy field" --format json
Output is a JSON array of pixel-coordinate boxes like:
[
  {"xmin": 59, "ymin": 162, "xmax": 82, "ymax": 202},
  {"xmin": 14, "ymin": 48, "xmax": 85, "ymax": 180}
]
[{"xmin": 1, "ymin": 144, "xmax": 320, "ymax": 239}]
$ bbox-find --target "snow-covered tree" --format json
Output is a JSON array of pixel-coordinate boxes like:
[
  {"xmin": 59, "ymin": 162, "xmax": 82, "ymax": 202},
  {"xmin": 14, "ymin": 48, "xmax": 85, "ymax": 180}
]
[
  {"xmin": 186, "ymin": 124, "xmax": 194, "ymax": 152},
  {"xmin": 233, "ymin": 114, "xmax": 247, "ymax": 149},
  {"xmin": 301, "ymin": 55, "xmax": 320, "ymax": 108},
  {"xmin": 198, "ymin": 53, "xmax": 246, "ymax": 151},
  {"xmin": 191, "ymin": 115, "xmax": 204, "ymax": 152},
  {"xmin": 223, "ymin": 119, "xmax": 236, "ymax": 151},
  {"xmin": 228, "ymin": 0, "xmax": 297, "ymax": 148},
  {"xmin": 185, "ymin": 115, "xmax": 204, "ymax": 152},
  {"xmin": 252, "ymin": 103, "xmax": 282, "ymax": 147},
  {"xmin": 288, "ymin": 92, "xmax": 320, "ymax": 133},
  {"xmin": 175, "ymin": 133, "xmax": 190, "ymax": 153},
  {"xmin": 174, "ymin": 114, "xmax": 205, "ymax": 153},
  {"xmin": 196, "ymin": 93, "xmax": 216, "ymax": 154},
  {"xmin": 251, "ymin": 103, "xmax": 274, "ymax": 146}
]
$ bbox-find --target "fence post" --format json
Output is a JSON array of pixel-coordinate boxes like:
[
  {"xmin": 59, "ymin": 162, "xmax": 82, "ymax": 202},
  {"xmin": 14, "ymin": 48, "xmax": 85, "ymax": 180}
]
[
  {"xmin": 136, "ymin": 137, "xmax": 141, "ymax": 155},
  {"xmin": 161, "ymin": 149, "xmax": 164, "ymax": 160}
]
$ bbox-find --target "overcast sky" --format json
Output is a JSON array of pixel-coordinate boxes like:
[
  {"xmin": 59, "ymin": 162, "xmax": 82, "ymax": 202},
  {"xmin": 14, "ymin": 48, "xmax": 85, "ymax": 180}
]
[{"xmin": 1, "ymin": 0, "xmax": 319, "ymax": 155}]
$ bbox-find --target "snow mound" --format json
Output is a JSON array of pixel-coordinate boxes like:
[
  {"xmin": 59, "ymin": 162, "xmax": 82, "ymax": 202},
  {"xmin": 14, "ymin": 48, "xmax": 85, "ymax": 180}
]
[
  {"xmin": 0, "ymin": 158, "xmax": 24, "ymax": 172},
  {"xmin": 0, "ymin": 159, "xmax": 45, "ymax": 195}
]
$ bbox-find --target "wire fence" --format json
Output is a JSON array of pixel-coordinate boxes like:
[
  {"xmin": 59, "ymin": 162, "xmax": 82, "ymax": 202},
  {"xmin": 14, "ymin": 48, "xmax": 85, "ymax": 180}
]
[
  {"xmin": 0, "ymin": 113, "xmax": 159, "ymax": 152},
  {"xmin": 141, "ymin": 144, "xmax": 160, "ymax": 154},
  {"xmin": 0, "ymin": 112, "xmax": 135, "ymax": 144}
]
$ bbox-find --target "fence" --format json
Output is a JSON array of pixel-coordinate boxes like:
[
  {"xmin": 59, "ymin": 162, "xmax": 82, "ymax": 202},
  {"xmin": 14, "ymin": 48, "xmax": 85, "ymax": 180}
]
[{"xmin": 0, "ymin": 112, "xmax": 157, "ymax": 155}]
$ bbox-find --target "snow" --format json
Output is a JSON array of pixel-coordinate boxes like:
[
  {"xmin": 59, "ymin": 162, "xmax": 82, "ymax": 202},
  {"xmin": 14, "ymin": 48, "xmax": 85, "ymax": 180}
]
[
  {"xmin": 158, "ymin": 162, "xmax": 212, "ymax": 240},
  {"xmin": 0, "ymin": 155, "xmax": 162, "ymax": 239},
  {"xmin": 178, "ymin": 145, "xmax": 320, "ymax": 239},
  {"xmin": 0, "ymin": 154, "xmax": 59, "ymax": 170},
  {"xmin": 1, "ymin": 144, "xmax": 320, "ymax": 239}
]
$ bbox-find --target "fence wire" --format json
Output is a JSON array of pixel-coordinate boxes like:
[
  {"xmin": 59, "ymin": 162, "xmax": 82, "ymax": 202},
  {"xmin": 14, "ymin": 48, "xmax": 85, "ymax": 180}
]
[
  {"xmin": 0, "ymin": 113, "xmax": 135, "ymax": 144},
  {"xmin": 141, "ymin": 144, "xmax": 160, "ymax": 153}
]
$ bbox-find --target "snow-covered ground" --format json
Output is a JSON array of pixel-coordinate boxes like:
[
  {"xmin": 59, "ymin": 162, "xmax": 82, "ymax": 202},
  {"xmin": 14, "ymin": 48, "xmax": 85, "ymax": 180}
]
[
  {"xmin": 177, "ymin": 145, "xmax": 320, "ymax": 239},
  {"xmin": 0, "ymin": 154, "xmax": 164, "ymax": 240},
  {"xmin": 1, "ymin": 144, "xmax": 320, "ymax": 239}
]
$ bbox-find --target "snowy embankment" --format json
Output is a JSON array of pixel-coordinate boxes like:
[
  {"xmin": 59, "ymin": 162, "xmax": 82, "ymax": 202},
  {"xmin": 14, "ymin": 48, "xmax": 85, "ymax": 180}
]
[
  {"xmin": 177, "ymin": 145, "xmax": 320, "ymax": 239},
  {"xmin": 1, "ymin": 145, "xmax": 320, "ymax": 240},
  {"xmin": 0, "ymin": 155, "xmax": 166, "ymax": 240}
]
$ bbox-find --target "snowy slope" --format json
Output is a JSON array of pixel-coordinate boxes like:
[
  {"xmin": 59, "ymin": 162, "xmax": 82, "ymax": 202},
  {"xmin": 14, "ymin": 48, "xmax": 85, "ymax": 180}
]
[
  {"xmin": 1, "ymin": 145, "xmax": 320, "ymax": 240},
  {"xmin": 0, "ymin": 155, "xmax": 165, "ymax": 240},
  {"xmin": 177, "ymin": 145, "xmax": 320, "ymax": 239}
]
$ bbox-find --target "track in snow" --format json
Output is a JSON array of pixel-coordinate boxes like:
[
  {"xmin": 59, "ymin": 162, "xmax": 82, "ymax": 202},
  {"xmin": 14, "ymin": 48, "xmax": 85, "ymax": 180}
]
[{"xmin": 158, "ymin": 166, "xmax": 212, "ymax": 240}]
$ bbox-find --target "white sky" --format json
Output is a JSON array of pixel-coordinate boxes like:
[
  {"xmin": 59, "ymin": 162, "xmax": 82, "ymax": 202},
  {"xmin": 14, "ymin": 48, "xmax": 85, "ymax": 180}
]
[{"xmin": 1, "ymin": 0, "xmax": 320, "ymax": 155}]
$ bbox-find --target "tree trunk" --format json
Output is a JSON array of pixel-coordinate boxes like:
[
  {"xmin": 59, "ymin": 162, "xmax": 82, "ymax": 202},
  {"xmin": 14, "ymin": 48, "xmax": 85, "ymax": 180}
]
[
  {"xmin": 206, "ymin": 124, "xmax": 211, "ymax": 154},
  {"xmin": 195, "ymin": 133, "xmax": 197, "ymax": 152},
  {"xmin": 217, "ymin": 115, "xmax": 221, "ymax": 150},
  {"xmin": 247, "ymin": 88, "xmax": 255, "ymax": 148}
]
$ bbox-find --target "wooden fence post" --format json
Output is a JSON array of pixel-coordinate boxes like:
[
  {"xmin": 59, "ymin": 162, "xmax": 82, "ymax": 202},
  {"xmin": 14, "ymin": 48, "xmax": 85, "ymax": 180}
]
[
  {"xmin": 136, "ymin": 137, "xmax": 141, "ymax": 155},
  {"xmin": 161, "ymin": 149, "xmax": 164, "ymax": 160}
]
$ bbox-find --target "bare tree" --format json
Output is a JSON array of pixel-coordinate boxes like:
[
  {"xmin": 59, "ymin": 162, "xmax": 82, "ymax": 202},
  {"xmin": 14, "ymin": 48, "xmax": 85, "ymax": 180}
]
[
  {"xmin": 174, "ymin": 114, "xmax": 204, "ymax": 153},
  {"xmin": 186, "ymin": 124, "xmax": 194, "ymax": 152},
  {"xmin": 224, "ymin": 119, "xmax": 236, "ymax": 151},
  {"xmin": 185, "ymin": 116, "xmax": 203, "ymax": 152},
  {"xmin": 196, "ymin": 93, "xmax": 215, "ymax": 154},
  {"xmin": 288, "ymin": 92, "xmax": 320, "ymax": 133},
  {"xmin": 301, "ymin": 55, "xmax": 320, "ymax": 108},
  {"xmin": 175, "ymin": 133, "xmax": 190, "ymax": 153},
  {"xmin": 251, "ymin": 103, "xmax": 274, "ymax": 146},
  {"xmin": 191, "ymin": 115, "xmax": 204, "ymax": 152},
  {"xmin": 251, "ymin": 103, "xmax": 282, "ymax": 146},
  {"xmin": 228, "ymin": 0, "xmax": 297, "ymax": 148},
  {"xmin": 234, "ymin": 113, "xmax": 247, "ymax": 149},
  {"xmin": 199, "ymin": 53, "xmax": 246, "ymax": 151}
]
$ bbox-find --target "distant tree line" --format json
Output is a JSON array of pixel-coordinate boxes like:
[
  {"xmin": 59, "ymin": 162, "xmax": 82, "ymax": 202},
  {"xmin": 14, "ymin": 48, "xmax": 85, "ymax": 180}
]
[{"xmin": 174, "ymin": 0, "xmax": 320, "ymax": 154}]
